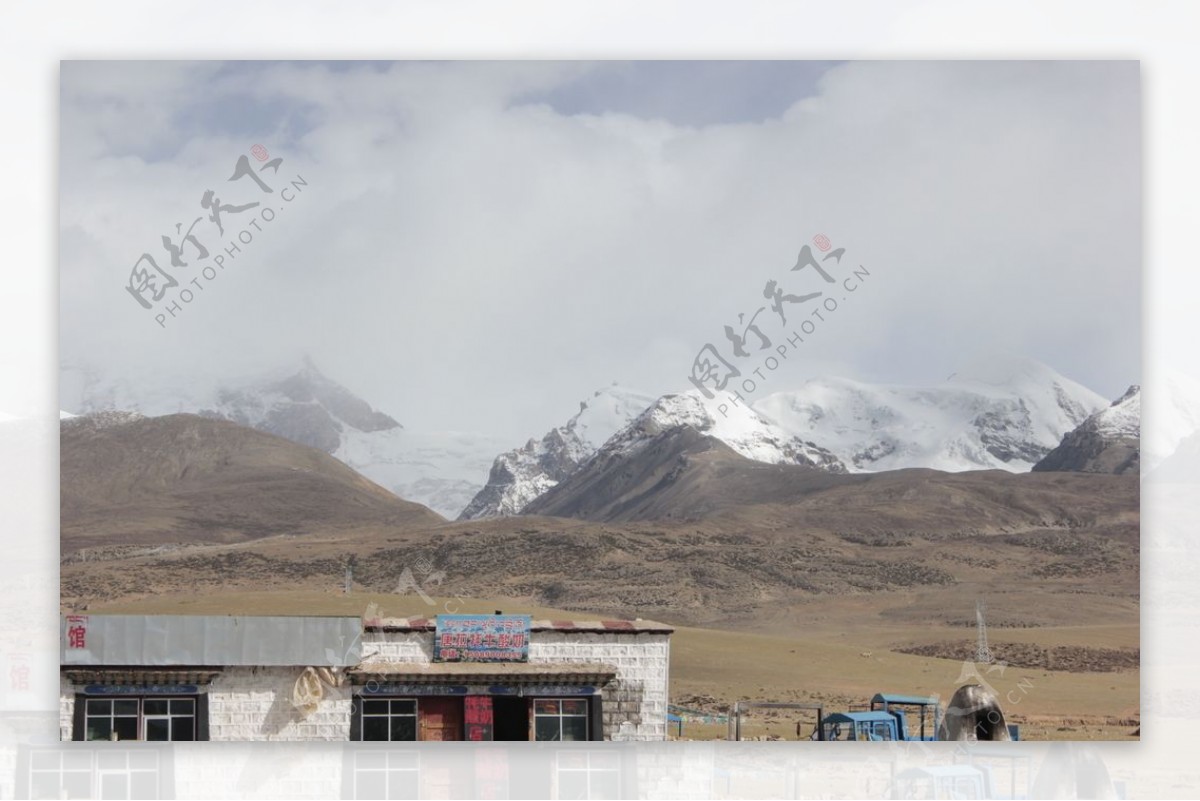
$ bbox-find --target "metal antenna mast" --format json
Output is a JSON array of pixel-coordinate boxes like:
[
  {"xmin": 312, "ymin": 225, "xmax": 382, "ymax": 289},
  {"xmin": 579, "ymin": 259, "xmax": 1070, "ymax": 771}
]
[{"xmin": 975, "ymin": 600, "xmax": 993, "ymax": 664}]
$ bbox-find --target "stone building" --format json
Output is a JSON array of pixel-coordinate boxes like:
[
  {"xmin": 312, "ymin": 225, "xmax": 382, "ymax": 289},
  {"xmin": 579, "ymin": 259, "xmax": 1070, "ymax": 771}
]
[{"xmin": 59, "ymin": 613, "xmax": 672, "ymax": 743}]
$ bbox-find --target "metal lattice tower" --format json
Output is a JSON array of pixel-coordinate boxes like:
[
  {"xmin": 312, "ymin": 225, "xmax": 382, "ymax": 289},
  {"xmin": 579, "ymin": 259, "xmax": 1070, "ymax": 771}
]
[{"xmin": 975, "ymin": 600, "xmax": 993, "ymax": 664}]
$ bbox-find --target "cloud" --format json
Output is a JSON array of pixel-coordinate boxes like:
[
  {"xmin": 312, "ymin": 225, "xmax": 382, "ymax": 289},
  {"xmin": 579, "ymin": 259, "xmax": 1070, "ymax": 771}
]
[{"xmin": 59, "ymin": 60, "xmax": 1140, "ymax": 440}]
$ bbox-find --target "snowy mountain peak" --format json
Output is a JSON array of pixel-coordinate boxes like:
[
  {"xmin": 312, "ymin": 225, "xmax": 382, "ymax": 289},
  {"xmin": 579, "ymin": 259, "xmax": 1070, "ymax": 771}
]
[
  {"xmin": 562, "ymin": 384, "xmax": 659, "ymax": 452},
  {"xmin": 458, "ymin": 385, "xmax": 658, "ymax": 520},
  {"xmin": 598, "ymin": 390, "xmax": 847, "ymax": 471},
  {"xmin": 1093, "ymin": 385, "xmax": 1140, "ymax": 438},
  {"xmin": 1033, "ymin": 385, "xmax": 1140, "ymax": 475},
  {"xmin": 754, "ymin": 360, "xmax": 1107, "ymax": 473},
  {"xmin": 946, "ymin": 352, "xmax": 1065, "ymax": 389},
  {"xmin": 462, "ymin": 387, "xmax": 849, "ymax": 520}
]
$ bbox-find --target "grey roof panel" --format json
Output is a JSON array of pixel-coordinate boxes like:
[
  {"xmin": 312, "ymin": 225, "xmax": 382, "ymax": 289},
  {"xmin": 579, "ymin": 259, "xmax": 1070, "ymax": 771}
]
[{"xmin": 61, "ymin": 615, "xmax": 362, "ymax": 667}]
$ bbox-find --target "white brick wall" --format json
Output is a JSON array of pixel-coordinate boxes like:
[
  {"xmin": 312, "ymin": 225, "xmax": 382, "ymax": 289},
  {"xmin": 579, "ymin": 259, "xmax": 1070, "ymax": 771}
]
[
  {"xmin": 206, "ymin": 668, "xmax": 352, "ymax": 741},
  {"xmin": 59, "ymin": 628, "xmax": 671, "ymax": 742},
  {"xmin": 357, "ymin": 629, "xmax": 672, "ymax": 741},
  {"xmin": 359, "ymin": 631, "xmax": 431, "ymax": 663},
  {"xmin": 525, "ymin": 631, "xmax": 671, "ymax": 741}
]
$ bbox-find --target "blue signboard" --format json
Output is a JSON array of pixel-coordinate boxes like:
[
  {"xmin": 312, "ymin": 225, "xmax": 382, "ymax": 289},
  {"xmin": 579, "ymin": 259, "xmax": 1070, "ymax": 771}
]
[
  {"xmin": 360, "ymin": 684, "xmax": 470, "ymax": 696},
  {"xmin": 84, "ymin": 685, "xmax": 198, "ymax": 695},
  {"xmin": 433, "ymin": 615, "xmax": 531, "ymax": 662}
]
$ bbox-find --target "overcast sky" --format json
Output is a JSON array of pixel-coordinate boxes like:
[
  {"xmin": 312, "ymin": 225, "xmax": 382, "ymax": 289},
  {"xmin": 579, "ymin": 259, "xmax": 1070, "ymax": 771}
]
[{"xmin": 59, "ymin": 61, "xmax": 1140, "ymax": 440}]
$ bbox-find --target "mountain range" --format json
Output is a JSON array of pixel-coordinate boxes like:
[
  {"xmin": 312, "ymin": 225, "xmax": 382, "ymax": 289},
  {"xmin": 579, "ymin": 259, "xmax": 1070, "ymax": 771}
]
[
  {"xmin": 61, "ymin": 355, "xmax": 1138, "ymax": 520},
  {"xmin": 59, "ymin": 406, "xmax": 1140, "ymax": 635},
  {"xmin": 60, "ymin": 411, "xmax": 439, "ymax": 554},
  {"xmin": 60, "ymin": 359, "xmax": 505, "ymax": 518},
  {"xmin": 465, "ymin": 355, "xmax": 1123, "ymax": 518}
]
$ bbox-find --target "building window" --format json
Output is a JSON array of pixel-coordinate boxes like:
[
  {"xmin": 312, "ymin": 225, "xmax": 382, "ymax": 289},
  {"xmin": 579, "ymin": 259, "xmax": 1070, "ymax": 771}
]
[
  {"xmin": 79, "ymin": 696, "xmax": 199, "ymax": 741},
  {"xmin": 349, "ymin": 749, "xmax": 420, "ymax": 799},
  {"xmin": 533, "ymin": 699, "xmax": 590, "ymax": 741},
  {"xmin": 142, "ymin": 698, "xmax": 196, "ymax": 741},
  {"xmin": 556, "ymin": 750, "xmax": 621, "ymax": 798},
  {"xmin": 23, "ymin": 748, "xmax": 165, "ymax": 799},
  {"xmin": 358, "ymin": 698, "xmax": 418, "ymax": 741}
]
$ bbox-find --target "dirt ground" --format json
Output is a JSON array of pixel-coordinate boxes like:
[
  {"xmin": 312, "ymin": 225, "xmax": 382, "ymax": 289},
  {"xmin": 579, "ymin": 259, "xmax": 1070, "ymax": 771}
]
[{"xmin": 84, "ymin": 588, "xmax": 1139, "ymax": 742}]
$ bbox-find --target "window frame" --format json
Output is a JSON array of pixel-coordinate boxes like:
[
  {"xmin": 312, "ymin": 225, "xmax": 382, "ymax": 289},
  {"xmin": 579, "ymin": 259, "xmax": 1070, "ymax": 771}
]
[
  {"xmin": 73, "ymin": 693, "xmax": 206, "ymax": 742},
  {"xmin": 352, "ymin": 696, "xmax": 420, "ymax": 742},
  {"xmin": 532, "ymin": 697, "xmax": 592, "ymax": 742}
]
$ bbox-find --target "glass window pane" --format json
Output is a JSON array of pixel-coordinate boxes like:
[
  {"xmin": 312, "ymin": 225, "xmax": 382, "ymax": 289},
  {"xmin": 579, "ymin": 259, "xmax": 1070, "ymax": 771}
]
[
  {"xmin": 86, "ymin": 717, "xmax": 112, "ymax": 741},
  {"xmin": 32, "ymin": 773, "xmax": 62, "ymax": 799},
  {"xmin": 390, "ymin": 716, "xmax": 416, "ymax": 742},
  {"xmin": 390, "ymin": 699, "xmax": 417, "ymax": 715},
  {"xmin": 561, "ymin": 699, "xmax": 588, "ymax": 716},
  {"xmin": 558, "ymin": 772, "xmax": 587, "ymax": 799},
  {"xmin": 88, "ymin": 699, "xmax": 112, "ymax": 715},
  {"xmin": 113, "ymin": 716, "xmax": 139, "ymax": 741},
  {"xmin": 534, "ymin": 700, "xmax": 559, "ymax": 715},
  {"xmin": 130, "ymin": 772, "xmax": 159, "ymax": 801},
  {"xmin": 143, "ymin": 699, "xmax": 168, "ymax": 715},
  {"xmin": 129, "ymin": 751, "xmax": 158, "ymax": 770},
  {"xmin": 114, "ymin": 699, "xmax": 139, "ymax": 715},
  {"xmin": 390, "ymin": 773, "xmax": 420, "ymax": 800},
  {"xmin": 145, "ymin": 719, "xmax": 170, "ymax": 741},
  {"xmin": 562, "ymin": 716, "xmax": 588, "ymax": 741},
  {"xmin": 172, "ymin": 717, "xmax": 196, "ymax": 741},
  {"xmin": 535, "ymin": 717, "xmax": 561, "ymax": 741},
  {"xmin": 591, "ymin": 772, "xmax": 621, "ymax": 798},
  {"xmin": 362, "ymin": 717, "xmax": 389, "ymax": 741},
  {"xmin": 64, "ymin": 772, "xmax": 91, "ymax": 799},
  {"xmin": 363, "ymin": 699, "xmax": 389, "ymax": 715},
  {"xmin": 170, "ymin": 698, "xmax": 195, "ymax": 714},
  {"xmin": 356, "ymin": 772, "xmax": 387, "ymax": 800},
  {"xmin": 100, "ymin": 773, "xmax": 128, "ymax": 798},
  {"xmin": 388, "ymin": 751, "xmax": 420, "ymax": 770}
]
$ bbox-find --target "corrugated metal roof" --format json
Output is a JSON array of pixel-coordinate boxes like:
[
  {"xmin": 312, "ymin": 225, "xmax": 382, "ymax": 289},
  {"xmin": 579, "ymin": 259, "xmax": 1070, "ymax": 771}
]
[
  {"xmin": 61, "ymin": 615, "xmax": 363, "ymax": 667},
  {"xmin": 364, "ymin": 616, "xmax": 674, "ymax": 634}
]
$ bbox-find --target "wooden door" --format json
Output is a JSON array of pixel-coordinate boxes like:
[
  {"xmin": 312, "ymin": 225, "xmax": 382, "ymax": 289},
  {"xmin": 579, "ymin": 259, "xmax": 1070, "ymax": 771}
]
[{"xmin": 419, "ymin": 697, "xmax": 464, "ymax": 741}]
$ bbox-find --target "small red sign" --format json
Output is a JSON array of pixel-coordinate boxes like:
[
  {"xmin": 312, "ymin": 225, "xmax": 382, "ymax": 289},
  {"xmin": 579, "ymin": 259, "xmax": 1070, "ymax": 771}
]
[
  {"xmin": 65, "ymin": 615, "xmax": 88, "ymax": 649},
  {"xmin": 251, "ymin": 144, "xmax": 269, "ymax": 162},
  {"xmin": 813, "ymin": 234, "xmax": 832, "ymax": 252}
]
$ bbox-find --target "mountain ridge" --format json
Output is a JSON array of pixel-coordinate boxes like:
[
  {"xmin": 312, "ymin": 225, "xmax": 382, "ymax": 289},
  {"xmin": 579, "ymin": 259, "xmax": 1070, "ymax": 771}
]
[{"xmin": 60, "ymin": 411, "xmax": 443, "ymax": 554}]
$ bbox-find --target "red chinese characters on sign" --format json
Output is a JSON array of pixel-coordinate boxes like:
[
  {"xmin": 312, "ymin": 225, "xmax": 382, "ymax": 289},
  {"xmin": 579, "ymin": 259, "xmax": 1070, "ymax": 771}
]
[
  {"xmin": 464, "ymin": 696, "xmax": 494, "ymax": 741},
  {"xmin": 65, "ymin": 615, "xmax": 88, "ymax": 650}
]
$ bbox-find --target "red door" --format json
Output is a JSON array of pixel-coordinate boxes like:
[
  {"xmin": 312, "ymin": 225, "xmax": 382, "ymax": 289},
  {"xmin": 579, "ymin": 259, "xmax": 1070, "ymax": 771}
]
[{"xmin": 419, "ymin": 697, "xmax": 464, "ymax": 741}]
